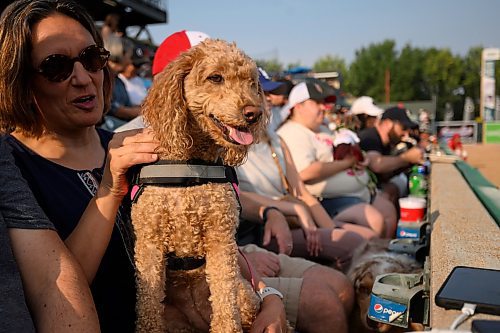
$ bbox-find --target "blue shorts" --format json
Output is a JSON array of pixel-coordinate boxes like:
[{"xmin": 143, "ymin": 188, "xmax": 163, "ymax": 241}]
[{"xmin": 320, "ymin": 196, "xmax": 365, "ymax": 217}]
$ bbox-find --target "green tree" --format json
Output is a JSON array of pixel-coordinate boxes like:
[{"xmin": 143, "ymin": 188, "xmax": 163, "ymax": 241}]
[
  {"xmin": 312, "ymin": 40, "xmax": 499, "ymax": 121},
  {"xmin": 422, "ymin": 48, "xmax": 464, "ymax": 120},
  {"xmin": 462, "ymin": 46, "xmax": 482, "ymax": 117},
  {"xmin": 346, "ymin": 39, "xmax": 397, "ymax": 102},
  {"xmin": 313, "ymin": 54, "xmax": 347, "ymax": 75},
  {"xmin": 255, "ymin": 58, "xmax": 283, "ymax": 76},
  {"xmin": 392, "ymin": 44, "xmax": 430, "ymax": 101}
]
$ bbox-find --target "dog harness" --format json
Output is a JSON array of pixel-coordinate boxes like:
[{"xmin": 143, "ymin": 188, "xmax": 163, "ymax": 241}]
[
  {"xmin": 131, "ymin": 159, "xmax": 240, "ymax": 201},
  {"xmin": 132, "ymin": 159, "xmax": 238, "ymax": 185},
  {"xmin": 131, "ymin": 159, "xmax": 240, "ymax": 271}
]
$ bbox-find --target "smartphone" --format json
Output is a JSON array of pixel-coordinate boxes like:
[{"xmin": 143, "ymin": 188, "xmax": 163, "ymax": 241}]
[{"xmin": 435, "ymin": 266, "xmax": 500, "ymax": 315}]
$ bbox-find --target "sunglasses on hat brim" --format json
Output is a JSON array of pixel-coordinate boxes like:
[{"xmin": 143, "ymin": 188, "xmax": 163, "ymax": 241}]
[{"xmin": 35, "ymin": 45, "xmax": 110, "ymax": 82}]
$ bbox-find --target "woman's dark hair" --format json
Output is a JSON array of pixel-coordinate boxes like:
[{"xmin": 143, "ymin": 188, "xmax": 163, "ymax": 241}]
[{"xmin": 0, "ymin": 0, "xmax": 112, "ymax": 136}]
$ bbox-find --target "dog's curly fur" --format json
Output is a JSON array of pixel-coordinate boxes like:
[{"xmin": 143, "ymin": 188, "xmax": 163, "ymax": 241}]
[
  {"xmin": 132, "ymin": 39, "xmax": 268, "ymax": 333},
  {"xmin": 347, "ymin": 239, "xmax": 424, "ymax": 333}
]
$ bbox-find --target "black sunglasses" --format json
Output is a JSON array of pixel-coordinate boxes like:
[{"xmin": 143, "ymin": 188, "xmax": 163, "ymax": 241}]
[{"xmin": 35, "ymin": 45, "xmax": 110, "ymax": 82}]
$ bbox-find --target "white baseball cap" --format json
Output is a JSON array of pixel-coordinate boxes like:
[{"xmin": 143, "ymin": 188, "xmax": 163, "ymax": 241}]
[
  {"xmin": 350, "ymin": 96, "xmax": 383, "ymax": 117},
  {"xmin": 288, "ymin": 81, "xmax": 336, "ymax": 109},
  {"xmin": 333, "ymin": 128, "xmax": 360, "ymax": 147}
]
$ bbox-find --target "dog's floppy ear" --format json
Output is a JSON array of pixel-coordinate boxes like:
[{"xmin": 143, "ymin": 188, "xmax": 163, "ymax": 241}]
[
  {"xmin": 142, "ymin": 51, "xmax": 195, "ymax": 159},
  {"xmin": 350, "ymin": 262, "xmax": 375, "ymax": 296}
]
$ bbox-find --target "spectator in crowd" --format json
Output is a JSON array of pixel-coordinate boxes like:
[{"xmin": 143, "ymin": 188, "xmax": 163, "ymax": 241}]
[
  {"xmin": 239, "ymin": 193, "xmax": 353, "ymax": 333},
  {"xmin": 0, "ymin": 139, "xmax": 99, "ymax": 332},
  {"xmin": 101, "ymin": 35, "xmax": 141, "ymax": 130},
  {"xmin": 358, "ymin": 107, "xmax": 424, "ymax": 203},
  {"xmin": 447, "ymin": 133, "xmax": 468, "ymax": 160},
  {"xmin": 418, "ymin": 108, "xmax": 431, "ymax": 133},
  {"xmin": 418, "ymin": 130, "xmax": 432, "ymax": 152},
  {"xmin": 118, "ymin": 46, "xmax": 149, "ymax": 106},
  {"xmin": 0, "ymin": 1, "xmax": 148, "ymax": 330},
  {"xmin": 350, "ymin": 96, "xmax": 383, "ymax": 131},
  {"xmin": 267, "ymin": 79, "xmax": 294, "ymax": 108},
  {"xmin": 237, "ymin": 78, "xmax": 378, "ymax": 267},
  {"xmin": 265, "ymin": 76, "xmax": 294, "ymax": 132},
  {"xmin": 277, "ymin": 82, "xmax": 397, "ymax": 238},
  {"xmin": 236, "ymin": 130, "xmax": 376, "ymax": 268},
  {"xmin": 100, "ymin": 13, "xmax": 123, "ymax": 40},
  {"xmin": 114, "ymin": 30, "xmax": 211, "ymax": 132},
  {"xmin": 258, "ymin": 68, "xmax": 282, "ymax": 130},
  {"xmin": 0, "ymin": 2, "xmax": 285, "ymax": 332}
]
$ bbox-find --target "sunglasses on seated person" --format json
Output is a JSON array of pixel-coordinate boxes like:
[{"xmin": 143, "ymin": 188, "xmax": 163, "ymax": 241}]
[{"xmin": 35, "ymin": 45, "xmax": 110, "ymax": 82}]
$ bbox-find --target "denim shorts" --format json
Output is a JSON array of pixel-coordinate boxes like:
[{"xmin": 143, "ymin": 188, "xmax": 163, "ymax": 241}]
[{"xmin": 319, "ymin": 196, "xmax": 365, "ymax": 217}]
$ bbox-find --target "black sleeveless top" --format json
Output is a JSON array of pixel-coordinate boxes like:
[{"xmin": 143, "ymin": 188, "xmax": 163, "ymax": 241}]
[{"xmin": 5, "ymin": 129, "xmax": 137, "ymax": 333}]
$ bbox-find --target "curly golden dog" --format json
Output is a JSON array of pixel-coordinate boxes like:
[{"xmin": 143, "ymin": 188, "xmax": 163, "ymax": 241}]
[
  {"xmin": 347, "ymin": 239, "xmax": 424, "ymax": 333},
  {"xmin": 131, "ymin": 39, "xmax": 268, "ymax": 332}
]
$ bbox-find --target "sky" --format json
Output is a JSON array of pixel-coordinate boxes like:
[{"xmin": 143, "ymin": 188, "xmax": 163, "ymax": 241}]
[{"xmin": 146, "ymin": 0, "xmax": 500, "ymax": 67}]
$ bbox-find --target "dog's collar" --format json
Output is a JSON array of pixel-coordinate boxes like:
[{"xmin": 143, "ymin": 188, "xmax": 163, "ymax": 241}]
[
  {"xmin": 166, "ymin": 253, "xmax": 206, "ymax": 271},
  {"xmin": 132, "ymin": 160, "xmax": 238, "ymax": 187}
]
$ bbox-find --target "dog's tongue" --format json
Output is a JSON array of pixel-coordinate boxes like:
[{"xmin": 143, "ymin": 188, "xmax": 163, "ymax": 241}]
[{"xmin": 226, "ymin": 125, "xmax": 253, "ymax": 145}]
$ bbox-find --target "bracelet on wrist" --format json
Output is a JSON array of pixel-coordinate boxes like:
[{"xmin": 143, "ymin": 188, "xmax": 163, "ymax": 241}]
[{"xmin": 261, "ymin": 206, "xmax": 280, "ymax": 224}]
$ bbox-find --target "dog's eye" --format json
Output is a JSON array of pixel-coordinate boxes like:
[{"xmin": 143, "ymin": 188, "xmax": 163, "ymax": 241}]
[{"xmin": 207, "ymin": 74, "xmax": 224, "ymax": 83}]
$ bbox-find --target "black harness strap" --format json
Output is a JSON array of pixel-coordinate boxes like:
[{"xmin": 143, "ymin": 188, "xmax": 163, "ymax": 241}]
[{"xmin": 166, "ymin": 253, "xmax": 206, "ymax": 271}]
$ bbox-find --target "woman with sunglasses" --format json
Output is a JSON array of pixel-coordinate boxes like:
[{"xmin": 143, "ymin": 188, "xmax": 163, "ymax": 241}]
[
  {"xmin": 0, "ymin": 1, "xmax": 159, "ymax": 331},
  {"xmin": 0, "ymin": 1, "xmax": 286, "ymax": 332}
]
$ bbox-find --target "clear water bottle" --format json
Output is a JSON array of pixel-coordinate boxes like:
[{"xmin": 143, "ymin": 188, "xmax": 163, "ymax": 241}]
[
  {"xmin": 423, "ymin": 160, "xmax": 431, "ymax": 175},
  {"xmin": 408, "ymin": 165, "xmax": 427, "ymax": 198}
]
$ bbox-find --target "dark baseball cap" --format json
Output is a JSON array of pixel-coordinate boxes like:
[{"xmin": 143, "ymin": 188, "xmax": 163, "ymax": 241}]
[
  {"xmin": 382, "ymin": 107, "xmax": 418, "ymax": 129},
  {"xmin": 258, "ymin": 67, "xmax": 283, "ymax": 92},
  {"xmin": 268, "ymin": 79, "xmax": 294, "ymax": 97},
  {"xmin": 132, "ymin": 46, "xmax": 150, "ymax": 67}
]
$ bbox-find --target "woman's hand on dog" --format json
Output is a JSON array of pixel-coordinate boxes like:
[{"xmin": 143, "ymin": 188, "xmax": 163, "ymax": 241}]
[
  {"xmin": 250, "ymin": 294, "xmax": 287, "ymax": 333},
  {"xmin": 262, "ymin": 209, "xmax": 293, "ymax": 255},
  {"xmin": 100, "ymin": 129, "xmax": 160, "ymax": 199}
]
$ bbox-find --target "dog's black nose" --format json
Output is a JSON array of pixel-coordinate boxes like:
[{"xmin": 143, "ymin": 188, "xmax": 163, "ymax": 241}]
[{"xmin": 243, "ymin": 105, "xmax": 262, "ymax": 124}]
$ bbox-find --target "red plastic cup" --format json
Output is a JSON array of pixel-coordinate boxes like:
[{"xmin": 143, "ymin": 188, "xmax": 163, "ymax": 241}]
[{"xmin": 399, "ymin": 197, "xmax": 426, "ymax": 222}]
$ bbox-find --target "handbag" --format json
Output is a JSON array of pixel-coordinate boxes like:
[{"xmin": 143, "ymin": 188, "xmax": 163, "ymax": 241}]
[{"xmin": 265, "ymin": 135, "xmax": 310, "ymax": 229}]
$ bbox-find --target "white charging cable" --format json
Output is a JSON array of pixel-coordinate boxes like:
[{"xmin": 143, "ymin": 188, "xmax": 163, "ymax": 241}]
[{"xmin": 449, "ymin": 303, "xmax": 477, "ymax": 330}]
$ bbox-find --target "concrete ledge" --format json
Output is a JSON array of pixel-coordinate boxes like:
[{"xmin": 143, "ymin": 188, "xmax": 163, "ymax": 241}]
[{"xmin": 430, "ymin": 163, "xmax": 500, "ymax": 329}]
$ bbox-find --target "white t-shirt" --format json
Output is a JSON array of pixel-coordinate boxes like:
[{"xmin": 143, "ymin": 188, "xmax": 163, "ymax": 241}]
[
  {"xmin": 236, "ymin": 133, "xmax": 287, "ymax": 199},
  {"xmin": 114, "ymin": 115, "xmax": 146, "ymax": 132},
  {"xmin": 277, "ymin": 121, "xmax": 371, "ymax": 201},
  {"xmin": 118, "ymin": 74, "xmax": 147, "ymax": 106}
]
